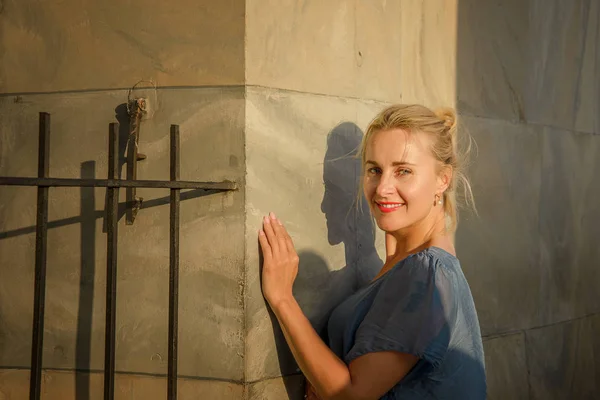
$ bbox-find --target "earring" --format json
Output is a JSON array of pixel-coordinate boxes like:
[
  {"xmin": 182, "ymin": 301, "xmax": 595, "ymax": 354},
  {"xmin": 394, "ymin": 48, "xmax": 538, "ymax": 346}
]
[{"xmin": 435, "ymin": 194, "xmax": 443, "ymax": 206}]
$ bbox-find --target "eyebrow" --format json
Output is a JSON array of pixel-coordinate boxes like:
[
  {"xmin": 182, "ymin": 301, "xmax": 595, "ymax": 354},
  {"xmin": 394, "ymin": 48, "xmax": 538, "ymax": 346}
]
[{"xmin": 365, "ymin": 160, "xmax": 416, "ymax": 167}]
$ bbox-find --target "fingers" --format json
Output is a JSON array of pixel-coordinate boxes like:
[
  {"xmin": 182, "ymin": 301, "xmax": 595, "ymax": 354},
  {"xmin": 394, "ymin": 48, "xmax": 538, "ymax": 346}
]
[
  {"xmin": 271, "ymin": 215, "xmax": 290, "ymax": 253},
  {"xmin": 260, "ymin": 212, "xmax": 297, "ymax": 257},
  {"xmin": 284, "ymin": 230, "xmax": 296, "ymax": 254},
  {"xmin": 258, "ymin": 229, "xmax": 272, "ymax": 261},
  {"xmin": 262, "ymin": 214, "xmax": 279, "ymax": 255},
  {"xmin": 270, "ymin": 213, "xmax": 297, "ymax": 254}
]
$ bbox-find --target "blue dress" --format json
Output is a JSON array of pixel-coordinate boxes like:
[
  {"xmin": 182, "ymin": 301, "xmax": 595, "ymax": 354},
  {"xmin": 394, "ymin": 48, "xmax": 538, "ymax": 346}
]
[{"xmin": 327, "ymin": 247, "xmax": 486, "ymax": 399}]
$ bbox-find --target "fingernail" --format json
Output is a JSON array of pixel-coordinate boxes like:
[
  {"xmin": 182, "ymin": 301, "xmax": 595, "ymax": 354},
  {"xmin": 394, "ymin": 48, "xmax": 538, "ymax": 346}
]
[
  {"xmin": 264, "ymin": 216, "xmax": 270, "ymax": 223},
  {"xmin": 259, "ymin": 229, "xmax": 265, "ymax": 236},
  {"xmin": 270, "ymin": 212, "xmax": 276, "ymax": 220},
  {"xmin": 277, "ymin": 219, "xmax": 283, "ymax": 225}
]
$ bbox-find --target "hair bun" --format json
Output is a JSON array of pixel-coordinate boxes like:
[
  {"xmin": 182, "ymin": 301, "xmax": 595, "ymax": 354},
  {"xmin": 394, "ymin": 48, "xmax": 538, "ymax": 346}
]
[{"xmin": 435, "ymin": 108, "xmax": 457, "ymax": 131}]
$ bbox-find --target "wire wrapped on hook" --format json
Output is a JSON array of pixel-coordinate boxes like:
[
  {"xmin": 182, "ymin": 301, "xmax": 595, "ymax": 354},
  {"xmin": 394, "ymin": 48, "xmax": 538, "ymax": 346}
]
[
  {"xmin": 126, "ymin": 79, "xmax": 157, "ymax": 119},
  {"xmin": 125, "ymin": 80, "xmax": 155, "ymax": 224},
  {"xmin": 127, "ymin": 98, "xmax": 145, "ymax": 151}
]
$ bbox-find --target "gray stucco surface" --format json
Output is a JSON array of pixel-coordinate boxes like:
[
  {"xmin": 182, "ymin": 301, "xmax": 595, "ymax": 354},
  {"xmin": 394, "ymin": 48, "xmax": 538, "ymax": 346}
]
[
  {"xmin": 0, "ymin": 87, "xmax": 246, "ymax": 381},
  {"xmin": 1, "ymin": 0, "xmax": 599, "ymax": 398}
]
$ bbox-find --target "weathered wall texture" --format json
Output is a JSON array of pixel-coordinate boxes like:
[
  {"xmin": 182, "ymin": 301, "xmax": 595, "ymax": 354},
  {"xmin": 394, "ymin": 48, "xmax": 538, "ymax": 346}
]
[
  {"xmin": 1, "ymin": 0, "xmax": 248, "ymax": 397},
  {"xmin": 243, "ymin": 87, "xmax": 387, "ymax": 396},
  {"xmin": 243, "ymin": 1, "xmax": 458, "ymax": 398},
  {"xmin": 0, "ymin": 369, "xmax": 244, "ymax": 400},
  {"xmin": 0, "ymin": 87, "xmax": 247, "ymax": 397},
  {"xmin": 456, "ymin": 0, "xmax": 600, "ymax": 398},
  {"xmin": 0, "ymin": 0, "xmax": 245, "ymax": 93},
  {"xmin": 1, "ymin": 0, "xmax": 599, "ymax": 399}
]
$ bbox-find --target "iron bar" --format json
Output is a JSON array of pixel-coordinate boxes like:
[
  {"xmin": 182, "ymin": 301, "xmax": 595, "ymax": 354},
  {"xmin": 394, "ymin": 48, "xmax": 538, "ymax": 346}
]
[
  {"xmin": 0, "ymin": 189, "xmax": 224, "ymax": 241},
  {"xmin": 0, "ymin": 177, "xmax": 237, "ymax": 191},
  {"xmin": 2, "ymin": 115, "xmax": 239, "ymax": 400},
  {"xmin": 104, "ymin": 123, "xmax": 119, "ymax": 400},
  {"xmin": 168, "ymin": 125, "xmax": 180, "ymax": 400},
  {"xmin": 29, "ymin": 112, "xmax": 50, "ymax": 400}
]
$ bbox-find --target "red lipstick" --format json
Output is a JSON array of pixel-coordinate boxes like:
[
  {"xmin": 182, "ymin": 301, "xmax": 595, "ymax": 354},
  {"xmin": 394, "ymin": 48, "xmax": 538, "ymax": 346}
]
[{"xmin": 375, "ymin": 201, "xmax": 404, "ymax": 213}]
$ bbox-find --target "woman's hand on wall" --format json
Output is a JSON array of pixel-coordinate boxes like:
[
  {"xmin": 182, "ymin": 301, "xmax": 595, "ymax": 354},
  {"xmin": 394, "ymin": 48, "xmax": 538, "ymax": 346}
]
[{"xmin": 258, "ymin": 212, "xmax": 299, "ymax": 309}]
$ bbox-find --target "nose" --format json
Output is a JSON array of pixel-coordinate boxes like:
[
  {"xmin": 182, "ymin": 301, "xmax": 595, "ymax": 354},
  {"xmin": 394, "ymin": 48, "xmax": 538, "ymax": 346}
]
[{"xmin": 375, "ymin": 173, "xmax": 395, "ymax": 197}]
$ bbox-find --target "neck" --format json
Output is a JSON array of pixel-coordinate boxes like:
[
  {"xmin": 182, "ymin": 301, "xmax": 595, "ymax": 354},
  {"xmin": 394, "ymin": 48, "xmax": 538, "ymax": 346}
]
[{"xmin": 385, "ymin": 211, "xmax": 448, "ymax": 263}]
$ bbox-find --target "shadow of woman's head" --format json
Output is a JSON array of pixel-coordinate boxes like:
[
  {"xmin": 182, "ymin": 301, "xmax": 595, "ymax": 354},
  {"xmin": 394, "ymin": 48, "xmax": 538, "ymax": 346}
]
[
  {"xmin": 321, "ymin": 122, "xmax": 374, "ymax": 248},
  {"xmin": 271, "ymin": 122, "xmax": 383, "ymax": 397}
]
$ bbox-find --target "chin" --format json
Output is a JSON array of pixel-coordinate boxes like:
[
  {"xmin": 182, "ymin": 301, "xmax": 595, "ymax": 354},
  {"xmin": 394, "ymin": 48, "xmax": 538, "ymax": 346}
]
[
  {"xmin": 374, "ymin": 215, "xmax": 407, "ymax": 233},
  {"xmin": 327, "ymin": 233, "xmax": 343, "ymax": 246}
]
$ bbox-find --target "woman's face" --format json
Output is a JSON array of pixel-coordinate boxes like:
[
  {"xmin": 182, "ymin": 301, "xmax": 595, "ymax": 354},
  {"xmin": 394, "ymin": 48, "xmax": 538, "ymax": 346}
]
[{"xmin": 362, "ymin": 128, "xmax": 446, "ymax": 234}]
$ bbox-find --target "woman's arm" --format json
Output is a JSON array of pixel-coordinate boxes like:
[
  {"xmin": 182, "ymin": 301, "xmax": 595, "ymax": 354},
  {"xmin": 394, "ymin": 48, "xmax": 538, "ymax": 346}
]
[
  {"xmin": 259, "ymin": 213, "xmax": 418, "ymax": 400},
  {"xmin": 273, "ymin": 295, "xmax": 417, "ymax": 400},
  {"xmin": 306, "ymin": 381, "xmax": 321, "ymax": 400}
]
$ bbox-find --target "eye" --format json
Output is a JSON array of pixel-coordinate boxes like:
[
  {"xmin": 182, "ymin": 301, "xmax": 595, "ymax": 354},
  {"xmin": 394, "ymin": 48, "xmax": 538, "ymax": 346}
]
[
  {"xmin": 367, "ymin": 167, "xmax": 381, "ymax": 175},
  {"xmin": 397, "ymin": 168, "xmax": 412, "ymax": 176}
]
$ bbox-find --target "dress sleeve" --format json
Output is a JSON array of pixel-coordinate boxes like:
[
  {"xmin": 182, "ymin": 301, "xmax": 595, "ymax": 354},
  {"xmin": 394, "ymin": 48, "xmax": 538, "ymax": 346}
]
[{"xmin": 344, "ymin": 252, "xmax": 455, "ymax": 368}]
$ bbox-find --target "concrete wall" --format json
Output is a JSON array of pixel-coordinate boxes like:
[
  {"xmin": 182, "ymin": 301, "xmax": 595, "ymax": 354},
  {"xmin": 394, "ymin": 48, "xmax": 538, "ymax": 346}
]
[
  {"xmin": 455, "ymin": 0, "xmax": 600, "ymax": 398},
  {"xmin": 0, "ymin": 0, "xmax": 245, "ymax": 92},
  {"xmin": 0, "ymin": 0, "xmax": 247, "ymax": 398},
  {"xmin": 0, "ymin": 87, "xmax": 247, "ymax": 397},
  {"xmin": 1, "ymin": 0, "xmax": 599, "ymax": 399},
  {"xmin": 243, "ymin": 1, "xmax": 457, "ymax": 397}
]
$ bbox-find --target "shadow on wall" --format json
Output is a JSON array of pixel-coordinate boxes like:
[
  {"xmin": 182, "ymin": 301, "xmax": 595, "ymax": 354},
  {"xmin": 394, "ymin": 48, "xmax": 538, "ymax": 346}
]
[
  {"xmin": 268, "ymin": 122, "xmax": 382, "ymax": 398},
  {"xmin": 0, "ymin": 104, "xmax": 236, "ymax": 400},
  {"xmin": 75, "ymin": 105, "xmax": 129, "ymax": 399},
  {"xmin": 296, "ymin": 122, "xmax": 382, "ymax": 327},
  {"xmin": 75, "ymin": 105, "xmax": 130, "ymax": 400}
]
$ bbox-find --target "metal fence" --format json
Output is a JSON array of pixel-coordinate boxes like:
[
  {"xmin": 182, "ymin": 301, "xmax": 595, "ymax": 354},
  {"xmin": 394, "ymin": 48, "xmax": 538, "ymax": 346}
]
[{"xmin": 0, "ymin": 112, "xmax": 237, "ymax": 400}]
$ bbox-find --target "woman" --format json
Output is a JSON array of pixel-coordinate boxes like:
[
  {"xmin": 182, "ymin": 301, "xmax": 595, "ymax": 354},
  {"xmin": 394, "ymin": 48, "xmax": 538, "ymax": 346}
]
[{"xmin": 258, "ymin": 104, "xmax": 486, "ymax": 399}]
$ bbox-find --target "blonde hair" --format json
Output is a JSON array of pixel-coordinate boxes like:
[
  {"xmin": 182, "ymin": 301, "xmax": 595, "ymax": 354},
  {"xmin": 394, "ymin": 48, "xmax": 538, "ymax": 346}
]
[{"xmin": 358, "ymin": 104, "xmax": 475, "ymax": 233}]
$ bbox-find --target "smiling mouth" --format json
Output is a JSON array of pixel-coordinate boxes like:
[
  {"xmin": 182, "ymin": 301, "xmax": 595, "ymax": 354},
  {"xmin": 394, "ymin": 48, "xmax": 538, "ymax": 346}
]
[{"xmin": 374, "ymin": 201, "xmax": 404, "ymax": 213}]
